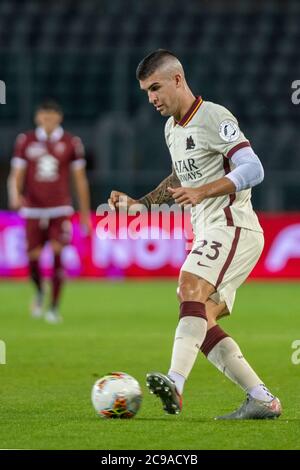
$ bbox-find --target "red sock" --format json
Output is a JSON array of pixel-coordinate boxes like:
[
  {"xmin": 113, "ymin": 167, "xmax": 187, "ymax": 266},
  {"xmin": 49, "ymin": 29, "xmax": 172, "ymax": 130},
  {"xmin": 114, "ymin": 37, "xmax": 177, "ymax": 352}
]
[{"xmin": 51, "ymin": 254, "xmax": 64, "ymax": 309}]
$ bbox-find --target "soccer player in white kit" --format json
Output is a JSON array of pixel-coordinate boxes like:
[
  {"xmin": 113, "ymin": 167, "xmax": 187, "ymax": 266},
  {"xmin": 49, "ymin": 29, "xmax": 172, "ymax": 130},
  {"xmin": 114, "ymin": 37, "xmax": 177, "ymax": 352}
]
[{"xmin": 109, "ymin": 50, "xmax": 281, "ymax": 419}]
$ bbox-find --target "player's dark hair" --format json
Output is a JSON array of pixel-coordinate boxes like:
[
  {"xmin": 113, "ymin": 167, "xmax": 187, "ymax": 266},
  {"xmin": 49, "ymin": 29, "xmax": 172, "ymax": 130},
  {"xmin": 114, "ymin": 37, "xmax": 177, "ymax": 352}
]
[
  {"xmin": 136, "ymin": 49, "xmax": 179, "ymax": 80},
  {"xmin": 35, "ymin": 99, "xmax": 63, "ymax": 114}
]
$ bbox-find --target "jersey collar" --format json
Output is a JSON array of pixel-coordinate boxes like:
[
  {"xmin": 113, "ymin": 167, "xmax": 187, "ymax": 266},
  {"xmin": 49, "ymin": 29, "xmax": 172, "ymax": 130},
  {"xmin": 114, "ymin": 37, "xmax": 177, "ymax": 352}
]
[
  {"xmin": 35, "ymin": 126, "xmax": 64, "ymax": 142},
  {"xmin": 175, "ymin": 96, "xmax": 203, "ymax": 127}
]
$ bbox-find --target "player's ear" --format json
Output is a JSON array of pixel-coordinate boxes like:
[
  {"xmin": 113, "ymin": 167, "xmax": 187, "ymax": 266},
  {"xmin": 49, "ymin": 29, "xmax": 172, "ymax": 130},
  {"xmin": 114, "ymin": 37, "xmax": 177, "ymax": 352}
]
[{"xmin": 174, "ymin": 73, "xmax": 182, "ymax": 88}]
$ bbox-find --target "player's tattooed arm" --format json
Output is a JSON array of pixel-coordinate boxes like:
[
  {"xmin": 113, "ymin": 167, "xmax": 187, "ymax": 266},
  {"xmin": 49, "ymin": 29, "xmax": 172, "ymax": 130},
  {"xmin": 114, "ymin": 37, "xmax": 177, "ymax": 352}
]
[
  {"xmin": 138, "ymin": 167, "xmax": 181, "ymax": 209},
  {"xmin": 108, "ymin": 167, "xmax": 180, "ymax": 211}
]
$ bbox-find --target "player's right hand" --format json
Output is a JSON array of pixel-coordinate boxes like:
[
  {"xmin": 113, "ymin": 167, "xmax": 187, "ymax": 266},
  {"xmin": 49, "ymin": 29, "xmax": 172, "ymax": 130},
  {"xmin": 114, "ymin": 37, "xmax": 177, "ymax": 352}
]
[{"xmin": 108, "ymin": 191, "xmax": 137, "ymax": 211}]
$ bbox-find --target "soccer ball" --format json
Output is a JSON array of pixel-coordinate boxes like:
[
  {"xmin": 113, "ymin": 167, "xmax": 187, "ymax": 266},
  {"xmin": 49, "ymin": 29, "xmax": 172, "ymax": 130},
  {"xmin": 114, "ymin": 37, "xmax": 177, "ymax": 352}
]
[{"xmin": 91, "ymin": 372, "xmax": 142, "ymax": 419}]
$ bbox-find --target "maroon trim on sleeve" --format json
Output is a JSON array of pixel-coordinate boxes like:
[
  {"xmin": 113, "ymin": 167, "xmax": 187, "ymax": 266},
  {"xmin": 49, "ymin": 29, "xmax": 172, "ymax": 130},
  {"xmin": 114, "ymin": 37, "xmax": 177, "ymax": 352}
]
[{"xmin": 226, "ymin": 141, "xmax": 250, "ymax": 159}]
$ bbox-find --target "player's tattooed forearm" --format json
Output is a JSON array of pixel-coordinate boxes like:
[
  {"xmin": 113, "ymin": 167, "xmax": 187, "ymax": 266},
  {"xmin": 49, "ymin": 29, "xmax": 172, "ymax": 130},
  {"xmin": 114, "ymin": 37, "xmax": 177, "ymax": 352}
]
[{"xmin": 138, "ymin": 169, "xmax": 181, "ymax": 208}]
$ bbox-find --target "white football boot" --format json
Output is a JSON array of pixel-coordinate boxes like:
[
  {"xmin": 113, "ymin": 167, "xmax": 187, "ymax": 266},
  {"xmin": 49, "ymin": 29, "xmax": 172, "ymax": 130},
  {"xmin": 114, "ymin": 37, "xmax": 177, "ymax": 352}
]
[
  {"xmin": 45, "ymin": 308, "xmax": 63, "ymax": 324},
  {"xmin": 30, "ymin": 292, "xmax": 44, "ymax": 318}
]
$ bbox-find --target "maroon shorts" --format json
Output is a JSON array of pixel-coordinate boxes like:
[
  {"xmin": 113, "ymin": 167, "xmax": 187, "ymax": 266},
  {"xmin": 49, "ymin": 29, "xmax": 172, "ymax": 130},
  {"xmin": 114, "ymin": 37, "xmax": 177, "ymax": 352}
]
[{"xmin": 25, "ymin": 216, "xmax": 72, "ymax": 252}]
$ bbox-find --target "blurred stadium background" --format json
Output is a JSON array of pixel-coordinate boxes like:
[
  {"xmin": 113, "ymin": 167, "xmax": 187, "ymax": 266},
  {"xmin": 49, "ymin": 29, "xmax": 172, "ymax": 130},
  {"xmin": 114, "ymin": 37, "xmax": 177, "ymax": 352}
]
[{"xmin": 0, "ymin": 0, "xmax": 300, "ymax": 451}]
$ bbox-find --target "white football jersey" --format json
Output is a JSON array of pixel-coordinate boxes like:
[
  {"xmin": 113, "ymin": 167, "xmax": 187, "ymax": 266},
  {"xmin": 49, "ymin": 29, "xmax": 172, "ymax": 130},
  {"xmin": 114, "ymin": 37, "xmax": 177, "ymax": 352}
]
[{"xmin": 165, "ymin": 97, "xmax": 263, "ymax": 236}]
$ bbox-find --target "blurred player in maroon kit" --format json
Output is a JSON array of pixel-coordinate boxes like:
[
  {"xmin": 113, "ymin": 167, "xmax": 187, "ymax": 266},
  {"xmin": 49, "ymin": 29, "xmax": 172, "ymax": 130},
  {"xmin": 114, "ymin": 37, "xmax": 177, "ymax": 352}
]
[{"xmin": 8, "ymin": 100, "xmax": 91, "ymax": 323}]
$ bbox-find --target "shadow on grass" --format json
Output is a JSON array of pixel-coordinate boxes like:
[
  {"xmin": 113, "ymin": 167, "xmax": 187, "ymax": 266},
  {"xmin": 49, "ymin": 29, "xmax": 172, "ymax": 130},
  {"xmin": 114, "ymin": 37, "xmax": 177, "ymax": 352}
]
[{"xmin": 136, "ymin": 417, "xmax": 300, "ymax": 424}]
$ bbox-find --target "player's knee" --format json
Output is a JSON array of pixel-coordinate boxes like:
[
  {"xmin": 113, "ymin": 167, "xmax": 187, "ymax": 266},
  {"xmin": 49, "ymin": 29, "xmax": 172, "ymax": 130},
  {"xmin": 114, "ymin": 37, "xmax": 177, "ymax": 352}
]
[
  {"xmin": 177, "ymin": 279, "xmax": 207, "ymax": 303},
  {"xmin": 28, "ymin": 247, "xmax": 42, "ymax": 261},
  {"xmin": 177, "ymin": 282, "xmax": 194, "ymax": 302}
]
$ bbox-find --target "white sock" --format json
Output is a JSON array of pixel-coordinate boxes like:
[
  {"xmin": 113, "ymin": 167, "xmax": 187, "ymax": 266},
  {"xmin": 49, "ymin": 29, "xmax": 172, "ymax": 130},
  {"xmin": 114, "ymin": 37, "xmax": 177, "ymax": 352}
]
[
  {"xmin": 207, "ymin": 337, "xmax": 262, "ymax": 391},
  {"xmin": 169, "ymin": 316, "xmax": 207, "ymax": 388},
  {"xmin": 248, "ymin": 384, "xmax": 275, "ymax": 402},
  {"xmin": 167, "ymin": 371, "xmax": 185, "ymax": 395}
]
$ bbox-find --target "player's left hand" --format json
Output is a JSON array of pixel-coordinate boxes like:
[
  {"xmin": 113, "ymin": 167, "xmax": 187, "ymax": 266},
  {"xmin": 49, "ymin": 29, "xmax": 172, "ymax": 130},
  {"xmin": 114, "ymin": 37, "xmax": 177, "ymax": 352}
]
[{"xmin": 167, "ymin": 187, "xmax": 205, "ymax": 206}]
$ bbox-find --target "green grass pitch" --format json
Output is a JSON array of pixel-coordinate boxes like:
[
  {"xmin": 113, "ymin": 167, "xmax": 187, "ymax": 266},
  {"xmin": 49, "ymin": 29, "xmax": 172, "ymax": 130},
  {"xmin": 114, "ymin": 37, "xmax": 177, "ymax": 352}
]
[{"xmin": 0, "ymin": 280, "xmax": 299, "ymax": 450}]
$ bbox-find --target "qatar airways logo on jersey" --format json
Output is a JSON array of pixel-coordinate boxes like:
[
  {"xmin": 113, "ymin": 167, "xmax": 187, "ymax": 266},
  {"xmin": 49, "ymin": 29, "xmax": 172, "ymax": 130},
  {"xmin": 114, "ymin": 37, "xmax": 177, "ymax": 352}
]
[
  {"xmin": 174, "ymin": 158, "xmax": 202, "ymax": 182},
  {"xmin": 0, "ymin": 80, "xmax": 6, "ymax": 104}
]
